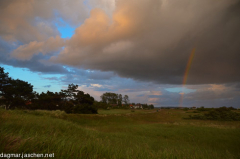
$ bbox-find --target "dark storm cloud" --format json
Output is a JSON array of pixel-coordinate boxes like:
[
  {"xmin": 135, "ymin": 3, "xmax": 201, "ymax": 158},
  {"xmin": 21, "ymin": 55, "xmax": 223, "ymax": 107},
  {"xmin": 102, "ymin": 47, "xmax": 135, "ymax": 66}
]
[
  {"xmin": 88, "ymin": 71, "xmax": 115, "ymax": 80},
  {"xmin": 47, "ymin": 0, "xmax": 240, "ymax": 85},
  {"xmin": 2, "ymin": 0, "xmax": 240, "ymax": 85},
  {"xmin": 1, "ymin": 55, "xmax": 69, "ymax": 75},
  {"xmin": 0, "ymin": 39, "xmax": 69, "ymax": 74}
]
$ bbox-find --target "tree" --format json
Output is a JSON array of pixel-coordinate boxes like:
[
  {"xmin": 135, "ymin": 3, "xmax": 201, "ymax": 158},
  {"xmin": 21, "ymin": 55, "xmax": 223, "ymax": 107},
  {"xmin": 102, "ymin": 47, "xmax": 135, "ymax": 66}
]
[
  {"xmin": 100, "ymin": 94, "xmax": 107, "ymax": 103},
  {"xmin": 0, "ymin": 67, "xmax": 36, "ymax": 109},
  {"xmin": 1, "ymin": 75, "xmax": 34, "ymax": 109},
  {"xmin": 61, "ymin": 83, "xmax": 78, "ymax": 101},
  {"xmin": 110, "ymin": 93, "xmax": 118, "ymax": 104},
  {"xmin": 142, "ymin": 104, "xmax": 149, "ymax": 109},
  {"xmin": 9, "ymin": 79, "xmax": 34, "ymax": 109},
  {"xmin": 100, "ymin": 92, "xmax": 118, "ymax": 104},
  {"xmin": 0, "ymin": 67, "xmax": 11, "ymax": 108},
  {"xmin": 60, "ymin": 84, "xmax": 78, "ymax": 111},
  {"xmin": 74, "ymin": 91, "xmax": 94, "ymax": 105},
  {"xmin": 59, "ymin": 84, "xmax": 96, "ymax": 114},
  {"xmin": 100, "ymin": 92, "xmax": 126, "ymax": 106},
  {"xmin": 0, "ymin": 67, "xmax": 10, "ymax": 96},
  {"xmin": 123, "ymin": 95, "xmax": 129, "ymax": 104},
  {"xmin": 35, "ymin": 91, "xmax": 62, "ymax": 110},
  {"xmin": 118, "ymin": 94, "xmax": 122, "ymax": 106},
  {"xmin": 149, "ymin": 104, "xmax": 154, "ymax": 109}
]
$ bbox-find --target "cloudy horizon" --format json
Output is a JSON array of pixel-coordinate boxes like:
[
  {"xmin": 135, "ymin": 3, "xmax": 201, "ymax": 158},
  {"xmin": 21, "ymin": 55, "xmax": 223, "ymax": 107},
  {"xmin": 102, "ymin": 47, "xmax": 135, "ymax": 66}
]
[{"xmin": 1, "ymin": 0, "xmax": 240, "ymax": 108}]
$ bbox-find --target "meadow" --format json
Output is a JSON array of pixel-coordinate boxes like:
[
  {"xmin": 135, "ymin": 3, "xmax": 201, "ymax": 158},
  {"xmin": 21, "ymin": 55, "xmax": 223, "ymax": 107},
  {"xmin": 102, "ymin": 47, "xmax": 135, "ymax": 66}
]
[{"xmin": 1, "ymin": 108, "xmax": 240, "ymax": 159}]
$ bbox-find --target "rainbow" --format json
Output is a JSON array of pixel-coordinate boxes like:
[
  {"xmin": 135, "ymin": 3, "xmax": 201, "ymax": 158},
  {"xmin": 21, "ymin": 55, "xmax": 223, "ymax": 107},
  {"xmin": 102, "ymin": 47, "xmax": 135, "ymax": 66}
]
[{"xmin": 179, "ymin": 48, "xmax": 196, "ymax": 107}]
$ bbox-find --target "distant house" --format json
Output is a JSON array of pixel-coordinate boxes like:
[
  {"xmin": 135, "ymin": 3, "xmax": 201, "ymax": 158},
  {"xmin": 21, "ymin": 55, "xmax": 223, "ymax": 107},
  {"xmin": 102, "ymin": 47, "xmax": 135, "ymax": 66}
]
[
  {"xmin": 25, "ymin": 101, "xmax": 32, "ymax": 105},
  {"xmin": 130, "ymin": 104, "xmax": 143, "ymax": 109},
  {"xmin": 110, "ymin": 104, "xmax": 118, "ymax": 107},
  {"xmin": 191, "ymin": 106, "xmax": 196, "ymax": 109},
  {"xmin": 136, "ymin": 104, "xmax": 143, "ymax": 109}
]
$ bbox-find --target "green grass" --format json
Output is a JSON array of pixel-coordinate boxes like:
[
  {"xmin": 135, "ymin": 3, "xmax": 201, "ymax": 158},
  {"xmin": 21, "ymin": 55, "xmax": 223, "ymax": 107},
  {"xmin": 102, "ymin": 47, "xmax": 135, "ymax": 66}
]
[
  {"xmin": 1, "ymin": 108, "xmax": 240, "ymax": 158},
  {"xmin": 98, "ymin": 108, "xmax": 154, "ymax": 115}
]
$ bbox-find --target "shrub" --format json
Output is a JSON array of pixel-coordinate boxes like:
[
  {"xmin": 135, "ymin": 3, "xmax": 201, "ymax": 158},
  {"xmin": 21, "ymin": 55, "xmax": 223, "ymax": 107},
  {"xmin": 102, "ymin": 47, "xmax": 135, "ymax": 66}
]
[
  {"xmin": 197, "ymin": 106, "xmax": 208, "ymax": 111},
  {"xmin": 192, "ymin": 110, "xmax": 200, "ymax": 113},
  {"xmin": 72, "ymin": 104, "xmax": 98, "ymax": 114},
  {"xmin": 63, "ymin": 102, "xmax": 74, "ymax": 114},
  {"xmin": 188, "ymin": 107, "xmax": 240, "ymax": 121}
]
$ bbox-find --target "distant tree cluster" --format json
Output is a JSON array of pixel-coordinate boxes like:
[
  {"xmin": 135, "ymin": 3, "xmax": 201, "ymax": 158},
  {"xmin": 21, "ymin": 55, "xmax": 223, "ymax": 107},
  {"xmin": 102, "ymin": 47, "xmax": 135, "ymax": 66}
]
[
  {"xmin": 100, "ymin": 92, "xmax": 129, "ymax": 105},
  {"xmin": 141, "ymin": 104, "xmax": 154, "ymax": 109},
  {"xmin": 0, "ymin": 67, "xmax": 97, "ymax": 114}
]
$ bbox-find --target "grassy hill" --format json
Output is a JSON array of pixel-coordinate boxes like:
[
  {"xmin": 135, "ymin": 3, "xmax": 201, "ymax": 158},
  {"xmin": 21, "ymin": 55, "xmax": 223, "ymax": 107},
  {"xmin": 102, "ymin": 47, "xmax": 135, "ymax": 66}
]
[{"xmin": 1, "ymin": 108, "xmax": 240, "ymax": 159}]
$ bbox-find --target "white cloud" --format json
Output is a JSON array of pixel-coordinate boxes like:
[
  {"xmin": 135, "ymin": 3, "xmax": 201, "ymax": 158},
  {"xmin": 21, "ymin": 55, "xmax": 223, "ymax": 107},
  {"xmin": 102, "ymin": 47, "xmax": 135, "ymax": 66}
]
[{"xmin": 91, "ymin": 84, "xmax": 103, "ymax": 88}]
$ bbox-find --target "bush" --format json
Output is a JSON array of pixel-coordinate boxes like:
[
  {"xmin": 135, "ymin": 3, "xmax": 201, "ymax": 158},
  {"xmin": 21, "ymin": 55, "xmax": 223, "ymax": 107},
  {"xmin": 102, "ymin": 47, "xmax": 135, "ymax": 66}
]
[
  {"xmin": 188, "ymin": 107, "xmax": 240, "ymax": 121},
  {"xmin": 62, "ymin": 102, "xmax": 74, "ymax": 114},
  {"xmin": 73, "ymin": 104, "xmax": 98, "ymax": 114},
  {"xmin": 93, "ymin": 102, "xmax": 110, "ymax": 109},
  {"xmin": 197, "ymin": 106, "xmax": 208, "ymax": 111},
  {"xmin": 192, "ymin": 110, "xmax": 200, "ymax": 113}
]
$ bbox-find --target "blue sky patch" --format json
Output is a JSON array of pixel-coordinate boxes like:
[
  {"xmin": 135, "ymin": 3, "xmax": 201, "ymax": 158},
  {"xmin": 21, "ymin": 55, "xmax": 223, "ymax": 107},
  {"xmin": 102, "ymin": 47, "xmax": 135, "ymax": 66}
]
[
  {"xmin": 165, "ymin": 87, "xmax": 196, "ymax": 94},
  {"xmin": 55, "ymin": 18, "xmax": 76, "ymax": 38},
  {"xmin": 3, "ymin": 64, "xmax": 64, "ymax": 93}
]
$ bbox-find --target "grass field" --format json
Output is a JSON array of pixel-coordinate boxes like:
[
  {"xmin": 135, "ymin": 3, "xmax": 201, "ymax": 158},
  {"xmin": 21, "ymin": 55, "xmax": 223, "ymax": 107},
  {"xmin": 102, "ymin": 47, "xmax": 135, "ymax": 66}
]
[{"xmin": 1, "ymin": 108, "xmax": 240, "ymax": 159}]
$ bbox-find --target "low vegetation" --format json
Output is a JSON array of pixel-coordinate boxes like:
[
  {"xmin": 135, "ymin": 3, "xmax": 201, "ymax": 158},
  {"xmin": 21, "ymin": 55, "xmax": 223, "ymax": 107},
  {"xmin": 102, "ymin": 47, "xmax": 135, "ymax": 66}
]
[
  {"xmin": 1, "ymin": 108, "xmax": 240, "ymax": 159},
  {"xmin": 188, "ymin": 107, "xmax": 240, "ymax": 121}
]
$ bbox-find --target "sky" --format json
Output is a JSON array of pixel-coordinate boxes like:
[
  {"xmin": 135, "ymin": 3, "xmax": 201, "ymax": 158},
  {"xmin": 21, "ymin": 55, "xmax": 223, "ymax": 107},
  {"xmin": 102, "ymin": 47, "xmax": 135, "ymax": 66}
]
[{"xmin": 0, "ymin": 0, "xmax": 240, "ymax": 108}]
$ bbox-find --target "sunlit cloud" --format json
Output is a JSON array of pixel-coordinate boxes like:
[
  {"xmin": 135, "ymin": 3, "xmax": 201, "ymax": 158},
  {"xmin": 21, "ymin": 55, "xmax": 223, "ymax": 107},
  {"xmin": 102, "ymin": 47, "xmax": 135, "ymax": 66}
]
[
  {"xmin": 11, "ymin": 36, "xmax": 65, "ymax": 60},
  {"xmin": 91, "ymin": 84, "xmax": 103, "ymax": 88}
]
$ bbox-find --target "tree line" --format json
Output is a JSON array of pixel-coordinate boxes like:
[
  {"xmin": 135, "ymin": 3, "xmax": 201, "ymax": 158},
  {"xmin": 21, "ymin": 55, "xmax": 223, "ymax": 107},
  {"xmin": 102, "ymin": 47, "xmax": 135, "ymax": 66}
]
[
  {"xmin": 0, "ymin": 67, "xmax": 96, "ymax": 114},
  {"xmin": 0, "ymin": 66, "xmax": 154, "ymax": 113}
]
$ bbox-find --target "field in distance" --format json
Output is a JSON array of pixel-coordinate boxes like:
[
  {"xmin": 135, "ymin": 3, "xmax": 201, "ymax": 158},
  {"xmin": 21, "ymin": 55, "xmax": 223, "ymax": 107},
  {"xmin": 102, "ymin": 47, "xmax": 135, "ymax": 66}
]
[{"xmin": 1, "ymin": 108, "xmax": 240, "ymax": 159}]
